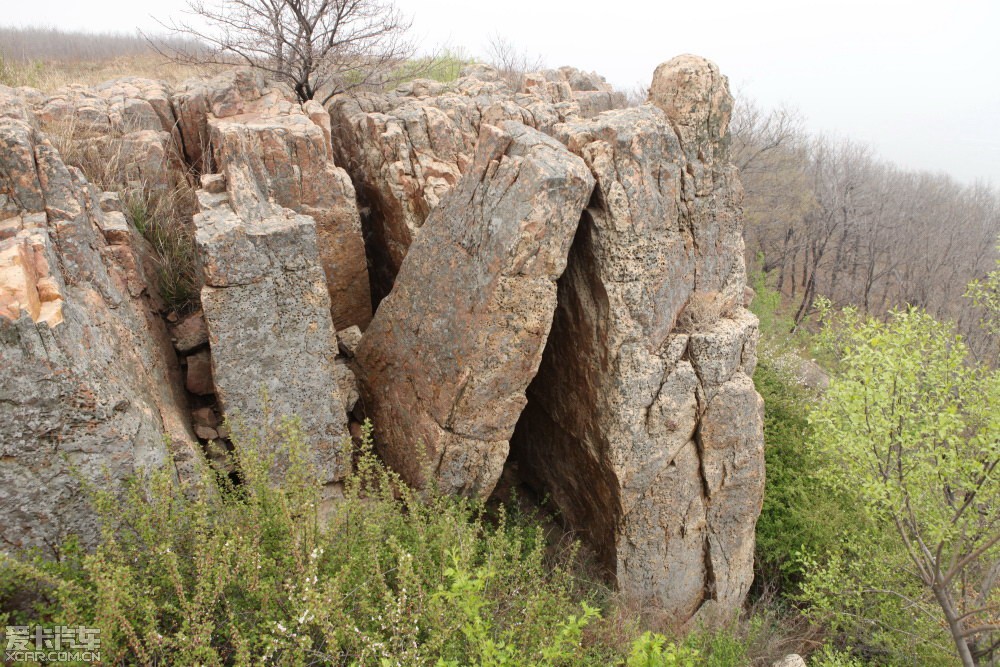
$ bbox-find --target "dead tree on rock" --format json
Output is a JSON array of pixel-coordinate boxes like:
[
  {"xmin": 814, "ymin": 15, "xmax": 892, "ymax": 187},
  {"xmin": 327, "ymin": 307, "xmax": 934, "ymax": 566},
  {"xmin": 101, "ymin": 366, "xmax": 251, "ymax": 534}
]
[{"xmin": 158, "ymin": 0, "xmax": 414, "ymax": 103}]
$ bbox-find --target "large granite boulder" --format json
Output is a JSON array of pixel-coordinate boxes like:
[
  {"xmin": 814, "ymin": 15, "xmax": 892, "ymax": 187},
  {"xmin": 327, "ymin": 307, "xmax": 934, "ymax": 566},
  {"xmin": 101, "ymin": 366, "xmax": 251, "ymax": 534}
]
[
  {"xmin": 0, "ymin": 86, "xmax": 201, "ymax": 552},
  {"xmin": 2, "ymin": 54, "xmax": 764, "ymax": 630},
  {"xmin": 355, "ymin": 121, "xmax": 595, "ymax": 497}
]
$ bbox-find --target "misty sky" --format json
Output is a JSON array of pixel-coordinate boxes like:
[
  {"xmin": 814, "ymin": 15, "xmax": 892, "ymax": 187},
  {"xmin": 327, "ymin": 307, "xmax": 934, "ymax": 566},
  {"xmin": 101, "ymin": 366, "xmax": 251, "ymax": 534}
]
[{"xmin": 5, "ymin": 0, "xmax": 998, "ymax": 185}]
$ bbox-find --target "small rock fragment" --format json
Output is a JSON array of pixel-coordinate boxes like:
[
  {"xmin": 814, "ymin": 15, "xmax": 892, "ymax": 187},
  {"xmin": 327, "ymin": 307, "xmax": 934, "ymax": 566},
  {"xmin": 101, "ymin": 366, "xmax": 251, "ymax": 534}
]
[
  {"xmin": 185, "ymin": 349, "xmax": 215, "ymax": 396},
  {"xmin": 170, "ymin": 310, "xmax": 209, "ymax": 353},
  {"xmin": 336, "ymin": 325, "xmax": 362, "ymax": 357}
]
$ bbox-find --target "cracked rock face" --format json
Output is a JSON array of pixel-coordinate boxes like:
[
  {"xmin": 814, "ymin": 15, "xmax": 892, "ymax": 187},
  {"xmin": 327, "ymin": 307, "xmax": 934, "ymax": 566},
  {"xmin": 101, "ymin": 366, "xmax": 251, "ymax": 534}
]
[
  {"xmin": 0, "ymin": 86, "xmax": 201, "ymax": 551},
  {"xmin": 507, "ymin": 57, "xmax": 763, "ymax": 626},
  {"xmin": 355, "ymin": 121, "xmax": 595, "ymax": 497},
  {"xmin": 329, "ymin": 73, "xmax": 625, "ymax": 302},
  {"xmin": 206, "ymin": 80, "xmax": 371, "ymax": 330},
  {"xmin": 193, "ymin": 184, "xmax": 350, "ymax": 487}
]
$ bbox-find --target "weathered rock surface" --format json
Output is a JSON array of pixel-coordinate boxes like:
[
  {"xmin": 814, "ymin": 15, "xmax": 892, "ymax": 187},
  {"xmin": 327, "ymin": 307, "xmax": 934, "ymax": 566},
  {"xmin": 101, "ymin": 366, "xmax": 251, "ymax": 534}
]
[
  {"xmin": 507, "ymin": 56, "xmax": 762, "ymax": 626},
  {"xmin": 204, "ymin": 74, "xmax": 371, "ymax": 329},
  {"xmin": 2, "ymin": 55, "xmax": 763, "ymax": 630},
  {"xmin": 355, "ymin": 121, "xmax": 595, "ymax": 497},
  {"xmin": 193, "ymin": 184, "xmax": 350, "ymax": 485},
  {"xmin": 33, "ymin": 78, "xmax": 184, "ymax": 192},
  {"xmin": 0, "ymin": 86, "xmax": 201, "ymax": 551},
  {"xmin": 329, "ymin": 69, "xmax": 625, "ymax": 301}
]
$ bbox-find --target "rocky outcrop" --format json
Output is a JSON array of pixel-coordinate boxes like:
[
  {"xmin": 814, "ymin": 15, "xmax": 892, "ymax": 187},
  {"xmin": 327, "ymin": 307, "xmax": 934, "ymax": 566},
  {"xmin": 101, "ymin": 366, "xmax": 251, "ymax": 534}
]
[
  {"xmin": 33, "ymin": 78, "xmax": 185, "ymax": 192},
  {"xmin": 344, "ymin": 55, "xmax": 760, "ymax": 624},
  {"xmin": 329, "ymin": 70, "xmax": 625, "ymax": 301},
  {"xmin": 507, "ymin": 56, "xmax": 762, "ymax": 626},
  {"xmin": 193, "ymin": 178, "xmax": 350, "ymax": 487},
  {"xmin": 0, "ymin": 86, "xmax": 201, "ymax": 551},
  {"xmin": 355, "ymin": 121, "xmax": 595, "ymax": 497},
  {"xmin": 203, "ymin": 74, "xmax": 371, "ymax": 329},
  {"xmin": 1, "ymin": 55, "xmax": 763, "ymax": 629}
]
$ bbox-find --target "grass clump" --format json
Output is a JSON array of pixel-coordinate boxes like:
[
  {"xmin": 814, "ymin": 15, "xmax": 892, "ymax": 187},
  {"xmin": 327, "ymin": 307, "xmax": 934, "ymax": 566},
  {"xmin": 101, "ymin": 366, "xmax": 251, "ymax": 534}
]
[
  {"xmin": 119, "ymin": 183, "xmax": 200, "ymax": 312},
  {"xmin": 44, "ymin": 113, "xmax": 200, "ymax": 313}
]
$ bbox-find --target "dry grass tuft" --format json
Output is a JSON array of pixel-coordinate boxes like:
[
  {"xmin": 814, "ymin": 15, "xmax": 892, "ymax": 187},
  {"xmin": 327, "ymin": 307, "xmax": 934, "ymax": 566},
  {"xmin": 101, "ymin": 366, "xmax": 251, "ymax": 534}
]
[
  {"xmin": 674, "ymin": 290, "xmax": 740, "ymax": 333},
  {"xmin": 44, "ymin": 112, "xmax": 201, "ymax": 312}
]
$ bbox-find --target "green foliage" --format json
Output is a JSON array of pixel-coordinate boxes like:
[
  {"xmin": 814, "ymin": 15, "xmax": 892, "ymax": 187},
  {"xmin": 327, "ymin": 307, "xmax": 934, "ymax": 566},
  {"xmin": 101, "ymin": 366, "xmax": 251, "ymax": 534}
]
[
  {"xmin": 0, "ymin": 421, "xmax": 644, "ymax": 665},
  {"xmin": 750, "ymin": 273, "xmax": 859, "ymax": 593},
  {"xmin": 625, "ymin": 632, "xmax": 700, "ymax": 667},
  {"xmin": 752, "ymin": 359, "xmax": 858, "ymax": 591},
  {"xmin": 750, "ymin": 265, "xmax": 794, "ymax": 341},
  {"xmin": 393, "ymin": 49, "xmax": 473, "ymax": 85},
  {"xmin": 809, "ymin": 645, "xmax": 865, "ymax": 667},
  {"xmin": 964, "ymin": 238, "xmax": 1000, "ymax": 339},
  {"xmin": 798, "ymin": 301, "xmax": 1000, "ymax": 665}
]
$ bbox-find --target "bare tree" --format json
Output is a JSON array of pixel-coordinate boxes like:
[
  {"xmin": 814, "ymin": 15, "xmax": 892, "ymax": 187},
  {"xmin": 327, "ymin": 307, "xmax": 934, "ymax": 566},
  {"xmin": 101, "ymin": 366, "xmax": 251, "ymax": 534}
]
[
  {"xmin": 485, "ymin": 34, "xmax": 543, "ymax": 90},
  {"xmin": 157, "ymin": 0, "xmax": 414, "ymax": 103}
]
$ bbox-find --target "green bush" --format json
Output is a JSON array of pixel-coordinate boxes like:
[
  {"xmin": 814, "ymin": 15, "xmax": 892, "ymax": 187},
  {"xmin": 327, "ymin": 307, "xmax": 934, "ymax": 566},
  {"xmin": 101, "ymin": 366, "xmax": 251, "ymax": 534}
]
[
  {"xmin": 0, "ymin": 419, "xmax": 698, "ymax": 665},
  {"xmin": 749, "ymin": 273, "xmax": 858, "ymax": 594}
]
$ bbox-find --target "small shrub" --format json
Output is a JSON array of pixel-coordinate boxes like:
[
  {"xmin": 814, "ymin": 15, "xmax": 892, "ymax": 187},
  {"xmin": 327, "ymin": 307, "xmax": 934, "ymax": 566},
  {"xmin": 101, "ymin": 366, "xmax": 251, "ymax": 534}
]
[
  {"xmin": 392, "ymin": 49, "xmax": 473, "ymax": 85},
  {"xmin": 675, "ymin": 291, "xmax": 738, "ymax": 333},
  {"xmin": 626, "ymin": 632, "xmax": 700, "ymax": 667},
  {"xmin": 0, "ymin": 421, "xmax": 622, "ymax": 665}
]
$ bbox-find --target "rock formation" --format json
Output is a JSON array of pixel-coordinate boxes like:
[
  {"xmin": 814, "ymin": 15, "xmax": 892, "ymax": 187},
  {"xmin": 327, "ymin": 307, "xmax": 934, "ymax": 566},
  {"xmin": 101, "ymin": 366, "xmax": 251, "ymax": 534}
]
[
  {"xmin": 352, "ymin": 55, "xmax": 763, "ymax": 625},
  {"xmin": 1, "ymin": 55, "xmax": 763, "ymax": 628},
  {"xmin": 193, "ymin": 177, "xmax": 350, "ymax": 487},
  {"xmin": 355, "ymin": 122, "xmax": 594, "ymax": 496},
  {"xmin": 329, "ymin": 65, "xmax": 625, "ymax": 301},
  {"xmin": 204, "ymin": 75, "xmax": 371, "ymax": 329},
  {"xmin": 0, "ymin": 86, "xmax": 201, "ymax": 551},
  {"xmin": 505, "ymin": 58, "xmax": 762, "ymax": 625},
  {"xmin": 33, "ymin": 78, "xmax": 185, "ymax": 192}
]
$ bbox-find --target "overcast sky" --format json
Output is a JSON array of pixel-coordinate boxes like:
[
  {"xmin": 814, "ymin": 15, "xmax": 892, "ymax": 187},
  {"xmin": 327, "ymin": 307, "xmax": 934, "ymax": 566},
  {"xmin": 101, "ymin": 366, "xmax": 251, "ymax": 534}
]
[{"xmin": 5, "ymin": 0, "xmax": 998, "ymax": 185}]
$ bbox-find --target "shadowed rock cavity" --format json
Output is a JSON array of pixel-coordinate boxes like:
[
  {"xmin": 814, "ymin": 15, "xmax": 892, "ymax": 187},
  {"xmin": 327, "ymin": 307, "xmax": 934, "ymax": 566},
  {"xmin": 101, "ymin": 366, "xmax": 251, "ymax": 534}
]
[{"xmin": 508, "ymin": 57, "xmax": 763, "ymax": 627}]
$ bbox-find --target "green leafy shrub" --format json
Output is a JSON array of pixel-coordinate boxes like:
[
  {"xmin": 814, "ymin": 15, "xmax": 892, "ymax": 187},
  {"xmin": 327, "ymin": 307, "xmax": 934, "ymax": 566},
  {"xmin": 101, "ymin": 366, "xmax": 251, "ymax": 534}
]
[
  {"xmin": 798, "ymin": 303, "xmax": 999, "ymax": 666},
  {"xmin": 749, "ymin": 273, "xmax": 858, "ymax": 594},
  {"xmin": 625, "ymin": 632, "xmax": 700, "ymax": 667},
  {"xmin": 0, "ymin": 421, "xmax": 661, "ymax": 665}
]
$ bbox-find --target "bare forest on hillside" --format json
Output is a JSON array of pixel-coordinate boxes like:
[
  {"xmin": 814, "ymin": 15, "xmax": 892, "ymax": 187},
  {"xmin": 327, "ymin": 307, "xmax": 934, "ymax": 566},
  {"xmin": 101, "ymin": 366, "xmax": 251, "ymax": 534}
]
[{"xmin": 733, "ymin": 98, "xmax": 1000, "ymax": 362}]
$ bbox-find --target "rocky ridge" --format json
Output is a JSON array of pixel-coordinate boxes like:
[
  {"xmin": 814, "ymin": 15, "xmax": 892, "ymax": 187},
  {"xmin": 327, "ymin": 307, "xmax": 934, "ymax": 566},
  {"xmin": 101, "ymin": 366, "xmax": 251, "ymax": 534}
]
[{"xmin": 0, "ymin": 56, "xmax": 763, "ymax": 626}]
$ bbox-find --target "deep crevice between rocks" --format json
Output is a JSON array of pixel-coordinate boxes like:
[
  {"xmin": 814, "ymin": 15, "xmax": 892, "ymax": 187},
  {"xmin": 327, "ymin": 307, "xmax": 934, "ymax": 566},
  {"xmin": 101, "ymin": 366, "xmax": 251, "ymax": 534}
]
[
  {"xmin": 353, "ymin": 182, "xmax": 400, "ymax": 309},
  {"xmin": 495, "ymin": 209, "xmax": 622, "ymax": 583}
]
